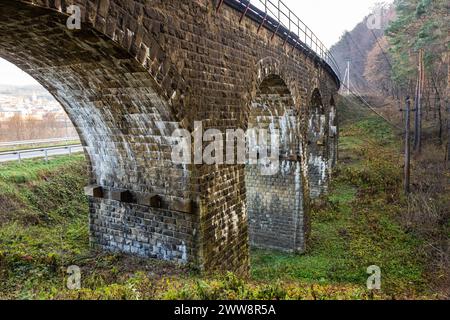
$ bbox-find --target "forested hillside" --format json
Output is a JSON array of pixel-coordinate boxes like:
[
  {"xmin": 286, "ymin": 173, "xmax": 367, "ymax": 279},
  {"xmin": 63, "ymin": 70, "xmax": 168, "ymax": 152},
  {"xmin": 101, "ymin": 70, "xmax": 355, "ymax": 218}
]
[
  {"xmin": 331, "ymin": 0, "xmax": 448, "ymax": 158},
  {"xmin": 330, "ymin": 4, "xmax": 396, "ymax": 93},
  {"xmin": 331, "ymin": 0, "xmax": 449, "ymax": 296}
]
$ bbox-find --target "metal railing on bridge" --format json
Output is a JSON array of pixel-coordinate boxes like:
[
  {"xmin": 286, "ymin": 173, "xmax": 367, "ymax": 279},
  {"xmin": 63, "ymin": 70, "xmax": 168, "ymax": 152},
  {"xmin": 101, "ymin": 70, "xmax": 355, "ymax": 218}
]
[
  {"xmin": 0, "ymin": 137, "xmax": 80, "ymax": 148},
  {"xmin": 218, "ymin": 0, "xmax": 341, "ymax": 83},
  {"xmin": 0, "ymin": 144, "xmax": 82, "ymax": 163}
]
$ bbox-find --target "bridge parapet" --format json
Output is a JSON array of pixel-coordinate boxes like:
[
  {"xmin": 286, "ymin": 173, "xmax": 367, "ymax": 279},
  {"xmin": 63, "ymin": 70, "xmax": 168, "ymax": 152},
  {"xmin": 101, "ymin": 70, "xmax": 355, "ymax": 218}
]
[{"xmin": 219, "ymin": 0, "xmax": 341, "ymax": 86}]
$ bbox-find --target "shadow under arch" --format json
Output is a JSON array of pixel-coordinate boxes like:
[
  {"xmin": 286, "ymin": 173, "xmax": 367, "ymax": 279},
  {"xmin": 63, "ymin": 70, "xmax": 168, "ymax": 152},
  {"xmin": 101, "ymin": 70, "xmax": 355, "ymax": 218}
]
[
  {"xmin": 0, "ymin": 1, "xmax": 195, "ymax": 264},
  {"xmin": 328, "ymin": 95, "xmax": 338, "ymax": 170},
  {"xmin": 307, "ymin": 88, "xmax": 329, "ymax": 198},
  {"xmin": 245, "ymin": 73, "xmax": 309, "ymax": 253}
]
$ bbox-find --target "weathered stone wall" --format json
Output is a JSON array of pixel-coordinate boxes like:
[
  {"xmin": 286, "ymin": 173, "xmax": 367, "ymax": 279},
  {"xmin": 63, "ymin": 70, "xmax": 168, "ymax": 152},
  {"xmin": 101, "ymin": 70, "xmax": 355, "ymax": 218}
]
[
  {"xmin": 0, "ymin": 0, "xmax": 198, "ymax": 266},
  {"xmin": 245, "ymin": 73, "xmax": 305, "ymax": 252},
  {"xmin": 328, "ymin": 101, "xmax": 339, "ymax": 171},
  {"xmin": 1, "ymin": 0, "xmax": 339, "ymax": 274},
  {"xmin": 246, "ymin": 160, "xmax": 305, "ymax": 252},
  {"xmin": 307, "ymin": 90, "xmax": 329, "ymax": 198},
  {"xmin": 89, "ymin": 198, "xmax": 196, "ymax": 264}
]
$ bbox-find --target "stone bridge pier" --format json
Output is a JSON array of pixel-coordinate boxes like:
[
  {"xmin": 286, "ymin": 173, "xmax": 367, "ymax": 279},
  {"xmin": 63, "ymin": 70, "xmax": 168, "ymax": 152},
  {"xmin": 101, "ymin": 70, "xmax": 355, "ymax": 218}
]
[
  {"xmin": 245, "ymin": 70, "xmax": 307, "ymax": 253},
  {"xmin": 0, "ymin": 0, "xmax": 340, "ymax": 274}
]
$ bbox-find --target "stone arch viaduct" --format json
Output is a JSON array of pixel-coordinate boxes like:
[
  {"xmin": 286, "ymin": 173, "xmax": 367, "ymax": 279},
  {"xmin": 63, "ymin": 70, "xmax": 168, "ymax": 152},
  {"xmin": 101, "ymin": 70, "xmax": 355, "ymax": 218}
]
[{"xmin": 0, "ymin": 0, "xmax": 340, "ymax": 275}]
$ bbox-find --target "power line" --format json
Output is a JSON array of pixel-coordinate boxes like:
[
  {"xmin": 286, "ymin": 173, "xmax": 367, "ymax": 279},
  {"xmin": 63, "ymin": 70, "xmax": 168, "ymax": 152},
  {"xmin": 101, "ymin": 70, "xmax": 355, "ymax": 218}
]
[
  {"xmin": 340, "ymin": 80, "xmax": 402, "ymax": 131},
  {"xmin": 370, "ymin": 29, "xmax": 393, "ymax": 70},
  {"xmin": 346, "ymin": 32, "xmax": 369, "ymax": 63},
  {"xmin": 338, "ymin": 23, "xmax": 405, "ymax": 131},
  {"xmin": 344, "ymin": 32, "xmax": 388, "ymax": 96}
]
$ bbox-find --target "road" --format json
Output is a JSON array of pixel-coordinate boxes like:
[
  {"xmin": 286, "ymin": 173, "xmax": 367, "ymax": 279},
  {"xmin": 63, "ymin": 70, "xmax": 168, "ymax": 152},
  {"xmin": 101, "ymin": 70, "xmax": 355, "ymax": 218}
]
[
  {"xmin": 0, "ymin": 145, "xmax": 83, "ymax": 163},
  {"xmin": 0, "ymin": 137, "xmax": 79, "ymax": 147}
]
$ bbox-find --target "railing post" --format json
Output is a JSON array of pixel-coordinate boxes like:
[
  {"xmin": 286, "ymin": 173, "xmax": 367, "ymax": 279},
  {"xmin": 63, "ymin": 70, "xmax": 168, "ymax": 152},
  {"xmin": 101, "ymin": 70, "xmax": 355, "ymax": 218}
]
[
  {"xmin": 278, "ymin": 0, "xmax": 280, "ymax": 21},
  {"xmin": 216, "ymin": 0, "xmax": 224, "ymax": 13},
  {"xmin": 17, "ymin": 152, "xmax": 21, "ymax": 163},
  {"xmin": 44, "ymin": 149, "xmax": 48, "ymax": 163},
  {"xmin": 288, "ymin": 9, "xmax": 291, "ymax": 33}
]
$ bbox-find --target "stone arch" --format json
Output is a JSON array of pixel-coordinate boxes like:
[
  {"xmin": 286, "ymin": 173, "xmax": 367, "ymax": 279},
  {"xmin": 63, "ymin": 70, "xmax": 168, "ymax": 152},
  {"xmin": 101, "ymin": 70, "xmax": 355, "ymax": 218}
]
[
  {"xmin": 307, "ymin": 88, "xmax": 328, "ymax": 198},
  {"xmin": 9, "ymin": 0, "xmax": 190, "ymax": 125},
  {"xmin": 0, "ymin": 1, "xmax": 196, "ymax": 264},
  {"xmin": 253, "ymin": 57, "xmax": 300, "ymax": 111},
  {"xmin": 245, "ymin": 70, "xmax": 308, "ymax": 253}
]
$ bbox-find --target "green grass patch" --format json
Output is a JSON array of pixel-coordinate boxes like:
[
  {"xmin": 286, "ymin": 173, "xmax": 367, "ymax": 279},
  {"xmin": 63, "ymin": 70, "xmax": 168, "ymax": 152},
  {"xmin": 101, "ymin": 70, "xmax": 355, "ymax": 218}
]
[
  {"xmin": 0, "ymin": 155, "xmax": 89, "ymax": 299},
  {"xmin": 0, "ymin": 154, "xmax": 85, "ymax": 184}
]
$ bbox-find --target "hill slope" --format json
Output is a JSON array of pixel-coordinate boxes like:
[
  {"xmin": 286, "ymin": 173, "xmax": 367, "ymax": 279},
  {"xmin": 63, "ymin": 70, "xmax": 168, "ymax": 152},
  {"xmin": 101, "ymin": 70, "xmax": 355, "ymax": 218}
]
[{"xmin": 330, "ymin": 5, "xmax": 395, "ymax": 93}]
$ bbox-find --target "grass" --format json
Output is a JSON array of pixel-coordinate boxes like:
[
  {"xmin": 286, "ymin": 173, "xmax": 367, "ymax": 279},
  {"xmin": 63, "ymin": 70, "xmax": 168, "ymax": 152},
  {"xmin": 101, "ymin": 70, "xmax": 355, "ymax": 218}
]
[
  {"xmin": 251, "ymin": 182, "xmax": 358, "ymax": 283},
  {"xmin": 0, "ymin": 98, "xmax": 440, "ymax": 299},
  {"xmin": 0, "ymin": 155, "xmax": 89, "ymax": 299},
  {"xmin": 0, "ymin": 154, "xmax": 84, "ymax": 183}
]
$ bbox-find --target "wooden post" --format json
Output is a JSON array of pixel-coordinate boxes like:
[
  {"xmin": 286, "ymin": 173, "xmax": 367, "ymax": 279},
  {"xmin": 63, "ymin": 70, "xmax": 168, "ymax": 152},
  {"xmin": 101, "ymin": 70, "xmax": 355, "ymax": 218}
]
[
  {"xmin": 413, "ymin": 75, "xmax": 420, "ymax": 151},
  {"xmin": 414, "ymin": 49, "xmax": 424, "ymax": 153},
  {"xmin": 418, "ymin": 48, "xmax": 424, "ymax": 153},
  {"xmin": 404, "ymin": 96, "xmax": 411, "ymax": 194},
  {"xmin": 447, "ymin": 51, "xmax": 450, "ymax": 168}
]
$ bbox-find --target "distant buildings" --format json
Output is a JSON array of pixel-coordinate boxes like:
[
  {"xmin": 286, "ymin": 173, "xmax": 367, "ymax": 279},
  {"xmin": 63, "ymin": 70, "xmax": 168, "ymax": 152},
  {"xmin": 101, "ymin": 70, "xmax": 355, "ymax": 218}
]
[
  {"xmin": 0, "ymin": 84, "xmax": 69, "ymax": 122},
  {"xmin": 0, "ymin": 85, "xmax": 77, "ymax": 141}
]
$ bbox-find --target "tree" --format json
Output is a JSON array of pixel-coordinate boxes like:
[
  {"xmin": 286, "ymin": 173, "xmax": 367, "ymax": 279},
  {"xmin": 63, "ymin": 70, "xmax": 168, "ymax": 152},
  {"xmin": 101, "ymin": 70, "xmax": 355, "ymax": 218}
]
[
  {"xmin": 386, "ymin": 0, "xmax": 449, "ymax": 149},
  {"xmin": 364, "ymin": 36, "xmax": 394, "ymax": 96}
]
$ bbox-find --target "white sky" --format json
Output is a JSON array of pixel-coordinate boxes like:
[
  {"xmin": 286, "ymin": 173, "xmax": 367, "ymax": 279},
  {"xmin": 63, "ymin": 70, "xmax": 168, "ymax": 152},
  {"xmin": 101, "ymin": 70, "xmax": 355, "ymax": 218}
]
[
  {"xmin": 0, "ymin": 58, "xmax": 39, "ymax": 86},
  {"xmin": 0, "ymin": 0, "xmax": 392, "ymax": 86},
  {"xmin": 278, "ymin": 0, "xmax": 393, "ymax": 48}
]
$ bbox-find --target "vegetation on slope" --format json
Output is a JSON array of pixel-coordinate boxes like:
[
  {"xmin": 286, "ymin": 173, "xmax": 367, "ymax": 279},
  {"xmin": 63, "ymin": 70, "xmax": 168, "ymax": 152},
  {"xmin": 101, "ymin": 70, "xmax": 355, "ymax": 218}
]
[
  {"xmin": 252, "ymin": 98, "xmax": 428, "ymax": 297},
  {"xmin": 0, "ymin": 155, "xmax": 89, "ymax": 299}
]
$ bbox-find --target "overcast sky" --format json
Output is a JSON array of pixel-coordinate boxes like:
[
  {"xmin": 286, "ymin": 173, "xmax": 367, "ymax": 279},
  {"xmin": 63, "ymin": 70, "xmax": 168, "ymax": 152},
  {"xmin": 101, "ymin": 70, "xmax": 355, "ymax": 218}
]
[
  {"xmin": 273, "ymin": 0, "xmax": 393, "ymax": 47},
  {"xmin": 0, "ymin": 0, "xmax": 392, "ymax": 86},
  {"xmin": 0, "ymin": 58, "xmax": 39, "ymax": 86}
]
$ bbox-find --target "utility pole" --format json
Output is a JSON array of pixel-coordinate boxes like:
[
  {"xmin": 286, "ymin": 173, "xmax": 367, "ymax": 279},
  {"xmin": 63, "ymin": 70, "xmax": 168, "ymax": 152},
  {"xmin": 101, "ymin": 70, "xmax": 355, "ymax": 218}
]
[
  {"xmin": 419, "ymin": 48, "xmax": 424, "ymax": 152},
  {"xmin": 447, "ymin": 51, "xmax": 450, "ymax": 168},
  {"xmin": 414, "ymin": 49, "xmax": 424, "ymax": 153},
  {"xmin": 65, "ymin": 117, "xmax": 69, "ymax": 144},
  {"xmin": 404, "ymin": 96, "xmax": 411, "ymax": 194},
  {"xmin": 413, "ymin": 75, "xmax": 419, "ymax": 151},
  {"xmin": 346, "ymin": 59, "xmax": 351, "ymax": 95}
]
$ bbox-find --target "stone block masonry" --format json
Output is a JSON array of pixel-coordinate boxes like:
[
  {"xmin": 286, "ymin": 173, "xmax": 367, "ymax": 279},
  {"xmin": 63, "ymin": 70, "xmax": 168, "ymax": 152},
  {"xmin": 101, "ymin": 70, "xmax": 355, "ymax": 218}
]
[
  {"xmin": 246, "ymin": 160, "xmax": 305, "ymax": 253},
  {"xmin": 0, "ymin": 0, "xmax": 339, "ymax": 275},
  {"xmin": 89, "ymin": 198, "xmax": 195, "ymax": 264}
]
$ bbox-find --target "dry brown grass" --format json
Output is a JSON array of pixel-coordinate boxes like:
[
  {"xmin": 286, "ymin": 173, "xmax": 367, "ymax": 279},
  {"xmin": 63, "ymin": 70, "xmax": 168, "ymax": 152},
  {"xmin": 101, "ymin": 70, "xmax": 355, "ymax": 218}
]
[
  {"xmin": 359, "ymin": 94, "xmax": 449, "ymax": 298},
  {"xmin": 407, "ymin": 144, "xmax": 450, "ymax": 298}
]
